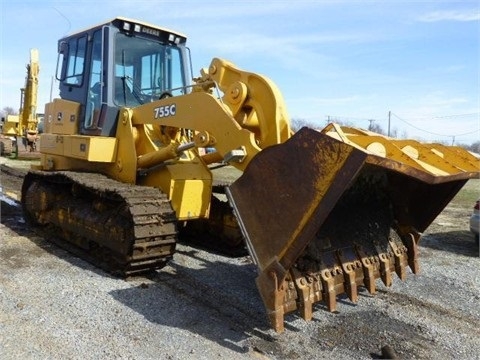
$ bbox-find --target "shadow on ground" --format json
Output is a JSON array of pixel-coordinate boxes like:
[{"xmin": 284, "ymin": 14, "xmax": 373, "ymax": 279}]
[
  {"xmin": 109, "ymin": 248, "xmax": 278, "ymax": 355},
  {"xmin": 421, "ymin": 230, "xmax": 479, "ymax": 257}
]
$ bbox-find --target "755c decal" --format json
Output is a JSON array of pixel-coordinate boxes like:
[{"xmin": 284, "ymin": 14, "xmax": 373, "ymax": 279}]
[{"xmin": 153, "ymin": 104, "xmax": 176, "ymax": 119}]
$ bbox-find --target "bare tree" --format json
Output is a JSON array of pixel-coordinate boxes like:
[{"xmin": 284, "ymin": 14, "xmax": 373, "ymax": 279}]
[
  {"xmin": 368, "ymin": 121, "xmax": 386, "ymax": 135},
  {"xmin": 460, "ymin": 141, "xmax": 480, "ymax": 154},
  {"xmin": 291, "ymin": 118, "xmax": 318, "ymax": 132},
  {"xmin": 470, "ymin": 141, "xmax": 480, "ymax": 154},
  {"xmin": 2, "ymin": 106, "xmax": 17, "ymax": 116}
]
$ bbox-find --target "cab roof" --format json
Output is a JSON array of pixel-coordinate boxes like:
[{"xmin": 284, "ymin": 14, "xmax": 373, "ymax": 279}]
[{"xmin": 62, "ymin": 16, "xmax": 187, "ymax": 40}]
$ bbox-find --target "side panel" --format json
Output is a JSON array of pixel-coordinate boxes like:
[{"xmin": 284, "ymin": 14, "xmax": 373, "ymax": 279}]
[
  {"xmin": 39, "ymin": 133, "xmax": 117, "ymax": 162},
  {"xmin": 139, "ymin": 162, "xmax": 213, "ymax": 220},
  {"xmin": 2, "ymin": 115, "xmax": 19, "ymax": 135},
  {"xmin": 44, "ymin": 99, "xmax": 81, "ymax": 135}
]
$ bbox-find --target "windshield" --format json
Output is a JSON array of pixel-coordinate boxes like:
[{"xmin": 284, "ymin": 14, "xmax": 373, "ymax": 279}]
[{"xmin": 114, "ymin": 33, "xmax": 187, "ymax": 106}]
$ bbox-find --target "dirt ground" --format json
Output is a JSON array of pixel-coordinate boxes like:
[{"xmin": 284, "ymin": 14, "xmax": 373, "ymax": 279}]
[{"xmin": 1, "ymin": 157, "xmax": 479, "ymax": 359}]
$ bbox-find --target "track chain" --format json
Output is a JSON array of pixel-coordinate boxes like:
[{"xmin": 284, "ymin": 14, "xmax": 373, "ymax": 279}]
[{"xmin": 22, "ymin": 170, "xmax": 177, "ymax": 277}]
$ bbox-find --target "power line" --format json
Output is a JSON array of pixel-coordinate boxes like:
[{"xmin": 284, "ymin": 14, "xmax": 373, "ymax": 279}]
[
  {"xmin": 429, "ymin": 113, "xmax": 479, "ymax": 119},
  {"xmin": 325, "ymin": 115, "xmax": 383, "ymax": 125},
  {"xmin": 52, "ymin": 7, "xmax": 72, "ymax": 37},
  {"xmin": 391, "ymin": 112, "xmax": 480, "ymax": 138},
  {"xmin": 324, "ymin": 112, "xmax": 479, "ymax": 144}
]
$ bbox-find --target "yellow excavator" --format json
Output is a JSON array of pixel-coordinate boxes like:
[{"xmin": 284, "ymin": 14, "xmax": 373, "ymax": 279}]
[
  {"xmin": 21, "ymin": 17, "xmax": 480, "ymax": 332},
  {"xmin": 0, "ymin": 49, "xmax": 40, "ymax": 156}
]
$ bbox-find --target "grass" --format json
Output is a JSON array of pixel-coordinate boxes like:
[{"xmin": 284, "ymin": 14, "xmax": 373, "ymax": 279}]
[{"xmin": 451, "ymin": 179, "xmax": 480, "ymax": 208}]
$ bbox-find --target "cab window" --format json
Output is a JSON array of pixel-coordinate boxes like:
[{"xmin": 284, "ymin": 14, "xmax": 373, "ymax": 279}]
[{"xmin": 64, "ymin": 36, "xmax": 87, "ymax": 86}]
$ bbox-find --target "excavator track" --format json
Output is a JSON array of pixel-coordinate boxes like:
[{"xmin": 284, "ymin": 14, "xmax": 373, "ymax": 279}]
[{"xmin": 21, "ymin": 171, "xmax": 177, "ymax": 277}]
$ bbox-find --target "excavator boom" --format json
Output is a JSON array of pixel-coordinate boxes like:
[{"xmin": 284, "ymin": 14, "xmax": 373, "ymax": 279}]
[{"xmin": 1, "ymin": 49, "xmax": 39, "ymax": 155}]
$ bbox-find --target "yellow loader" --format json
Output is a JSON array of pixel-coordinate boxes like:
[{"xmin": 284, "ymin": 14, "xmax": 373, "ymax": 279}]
[{"xmin": 21, "ymin": 17, "xmax": 480, "ymax": 332}]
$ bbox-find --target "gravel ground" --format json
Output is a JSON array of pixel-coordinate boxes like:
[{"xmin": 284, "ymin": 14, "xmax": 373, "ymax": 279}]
[{"xmin": 1, "ymin": 157, "xmax": 479, "ymax": 360}]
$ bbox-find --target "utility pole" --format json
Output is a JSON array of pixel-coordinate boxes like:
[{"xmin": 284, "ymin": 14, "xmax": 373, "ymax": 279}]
[{"xmin": 388, "ymin": 111, "xmax": 391, "ymax": 137}]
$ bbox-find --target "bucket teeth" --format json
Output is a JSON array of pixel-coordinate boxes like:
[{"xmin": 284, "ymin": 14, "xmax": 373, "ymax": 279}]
[
  {"xmin": 377, "ymin": 252, "xmax": 392, "ymax": 287},
  {"xmin": 291, "ymin": 268, "xmax": 314, "ymax": 321},
  {"xmin": 406, "ymin": 232, "xmax": 421, "ymax": 274},
  {"xmin": 255, "ymin": 231, "xmax": 420, "ymax": 333},
  {"xmin": 356, "ymin": 246, "xmax": 377, "ymax": 294},
  {"xmin": 337, "ymin": 248, "xmax": 361, "ymax": 303},
  {"xmin": 286, "ymin": 234, "xmax": 417, "ymax": 326},
  {"xmin": 389, "ymin": 236, "xmax": 409, "ymax": 280}
]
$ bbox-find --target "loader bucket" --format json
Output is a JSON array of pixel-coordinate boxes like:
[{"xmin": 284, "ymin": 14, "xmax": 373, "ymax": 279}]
[{"xmin": 226, "ymin": 125, "xmax": 480, "ymax": 332}]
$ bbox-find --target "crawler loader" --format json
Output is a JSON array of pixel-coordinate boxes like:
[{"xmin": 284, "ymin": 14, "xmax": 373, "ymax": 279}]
[{"xmin": 21, "ymin": 17, "xmax": 480, "ymax": 332}]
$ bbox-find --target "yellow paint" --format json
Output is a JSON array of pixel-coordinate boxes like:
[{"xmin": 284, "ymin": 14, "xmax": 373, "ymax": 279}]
[
  {"xmin": 5, "ymin": 191, "xmax": 18, "ymax": 200},
  {"xmin": 140, "ymin": 161, "xmax": 212, "ymax": 220},
  {"xmin": 323, "ymin": 125, "xmax": 480, "ymax": 175},
  {"xmin": 46, "ymin": 99, "xmax": 80, "ymax": 135},
  {"xmin": 39, "ymin": 134, "xmax": 117, "ymax": 162}
]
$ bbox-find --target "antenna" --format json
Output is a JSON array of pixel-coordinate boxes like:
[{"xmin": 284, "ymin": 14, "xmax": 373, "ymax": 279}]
[{"xmin": 52, "ymin": 7, "xmax": 72, "ymax": 36}]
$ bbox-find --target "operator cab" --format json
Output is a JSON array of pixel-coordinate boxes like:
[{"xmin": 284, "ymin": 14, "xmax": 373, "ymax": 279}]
[{"xmin": 55, "ymin": 17, "xmax": 191, "ymax": 136}]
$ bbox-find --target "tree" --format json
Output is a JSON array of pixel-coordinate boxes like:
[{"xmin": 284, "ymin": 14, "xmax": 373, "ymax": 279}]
[
  {"xmin": 460, "ymin": 141, "xmax": 480, "ymax": 154},
  {"xmin": 367, "ymin": 120, "xmax": 386, "ymax": 135},
  {"xmin": 389, "ymin": 128, "xmax": 398, "ymax": 138},
  {"xmin": 470, "ymin": 141, "xmax": 480, "ymax": 154},
  {"xmin": 291, "ymin": 118, "xmax": 317, "ymax": 132},
  {"xmin": 2, "ymin": 106, "xmax": 17, "ymax": 116}
]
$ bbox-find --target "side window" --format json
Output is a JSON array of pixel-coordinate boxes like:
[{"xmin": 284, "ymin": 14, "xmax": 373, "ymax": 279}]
[
  {"xmin": 65, "ymin": 36, "xmax": 87, "ymax": 86},
  {"xmin": 169, "ymin": 48, "xmax": 185, "ymax": 95},
  {"xmin": 89, "ymin": 31, "xmax": 102, "ymax": 93},
  {"xmin": 85, "ymin": 30, "xmax": 103, "ymax": 129}
]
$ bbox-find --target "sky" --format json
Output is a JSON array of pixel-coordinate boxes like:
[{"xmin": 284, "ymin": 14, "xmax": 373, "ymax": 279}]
[{"xmin": 0, "ymin": 0, "xmax": 479, "ymax": 145}]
